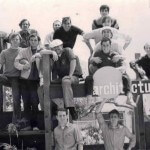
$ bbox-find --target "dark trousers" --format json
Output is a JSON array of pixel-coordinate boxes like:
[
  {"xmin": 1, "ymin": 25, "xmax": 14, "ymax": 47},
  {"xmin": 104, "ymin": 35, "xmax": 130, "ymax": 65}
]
[
  {"xmin": 0, "ymin": 74, "xmax": 21, "ymax": 123},
  {"xmin": 85, "ymin": 73, "xmax": 131, "ymax": 96},
  {"xmin": 20, "ymin": 79, "xmax": 39, "ymax": 128}
]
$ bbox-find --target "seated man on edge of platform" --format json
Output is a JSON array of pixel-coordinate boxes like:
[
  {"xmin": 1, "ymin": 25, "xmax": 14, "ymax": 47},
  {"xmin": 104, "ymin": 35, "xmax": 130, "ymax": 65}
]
[
  {"xmin": 95, "ymin": 99, "xmax": 136, "ymax": 150},
  {"xmin": 40, "ymin": 39, "xmax": 83, "ymax": 120},
  {"xmin": 85, "ymin": 37, "xmax": 136, "ymax": 107},
  {"xmin": 130, "ymin": 43, "xmax": 150, "ymax": 80}
]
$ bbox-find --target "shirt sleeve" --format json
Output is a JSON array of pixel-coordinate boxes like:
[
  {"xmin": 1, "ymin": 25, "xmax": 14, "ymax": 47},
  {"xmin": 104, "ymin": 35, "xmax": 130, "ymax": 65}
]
[
  {"xmin": 0, "ymin": 50, "xmax": 6, "ymax": 65},
  {"xmin": 96, "ymin": 113, "xmax": 107, "ymax": 131},
  {"xmin": 125, "ymin": 127, "xmax": 136, "ymax": 148},
  {"xmin": 74, "ymin": 125, "xmax": 84, "ymax": 145},
  {"xmin": 73, "ymin": 26, "xmax": 84, "ymax": 35}
]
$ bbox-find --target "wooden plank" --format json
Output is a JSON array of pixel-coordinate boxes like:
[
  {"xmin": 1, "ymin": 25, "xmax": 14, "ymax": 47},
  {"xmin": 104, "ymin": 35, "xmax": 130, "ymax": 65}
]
[{"xmin": 43, "ymin": 55, "xmax": 52, "ymax": 150}]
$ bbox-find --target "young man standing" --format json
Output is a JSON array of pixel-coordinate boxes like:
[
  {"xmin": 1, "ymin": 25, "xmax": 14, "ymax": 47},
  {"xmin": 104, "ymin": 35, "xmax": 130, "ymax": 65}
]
[
  {"xmin": 54, "ymin": 108, "xmax": 83, "ymax": 150},
  {"xmin": 0, "ymin": 33, "xmax": 22, "ymax": 124},
  {"xmin": 53, "ymin": 17, "xmax": 84, "ymax": 49},
  {"xmin": 95, "ymin": 98, "xmax": 136, "ymax": 150},
  {"xmin": 14, "ymin": 34, "xmax": 41, "ymax": 130}
]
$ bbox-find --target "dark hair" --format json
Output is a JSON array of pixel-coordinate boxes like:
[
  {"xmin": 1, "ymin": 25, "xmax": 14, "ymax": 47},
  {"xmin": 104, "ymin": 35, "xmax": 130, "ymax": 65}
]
[
  {"xmin": 101, "ymin": 37, "xmax": 111, "ymax": 45},
  {"xmin": 19, "ymin": 19, "xmax": 30, "ymax": 28},
  {"xmin": 29, "ymin": 34, "xmax": 41, "ymax": 42},
  {"xmin": 108, "ymin": 109, "xmax": 120, "ymax": 117},
  {"xmin": 102, "ymin": 16, "xmax": 111, "ymax": 24},
  {"xmin": 100, "ymin": 5, "xmax": 109, "ymax": 12},
  {"xmin": 9, "ymin": 33, "xmax": 22, "ymax": 42},
  {"xmin": 62, "ymin": 17, "xmax": 71, "ymax": 24},
  {"xmin": 56, "ymin": 108, "xmax": 68, "ymax": 115}
]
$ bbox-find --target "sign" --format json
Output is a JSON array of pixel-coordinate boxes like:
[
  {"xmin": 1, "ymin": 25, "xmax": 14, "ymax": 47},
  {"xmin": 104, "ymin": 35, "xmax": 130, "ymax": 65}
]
[{"xmin": 93, "ymin": 66, "xmax": 123, "ymax": 99}]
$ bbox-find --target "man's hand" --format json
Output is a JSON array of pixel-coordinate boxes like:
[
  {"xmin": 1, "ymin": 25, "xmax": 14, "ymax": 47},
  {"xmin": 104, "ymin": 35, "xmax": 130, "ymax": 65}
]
[
  {"xmin": 62, "ymin": 76, "xmax": 71, "ymax": 80},
  {"xmin": 52, "ymin": 51, "xmax": 58, "ymax": 61},
  {"xmin": 137, "ymin": 67, "xmax": 146, "ymax": 76},
  {"xmin": 92, "ymin": 57, "xmax": 102, "ymax": 64},
  {"xmin": 34, "ymin": 53, "xmax": 42, "ymax": 59},
  {"xmin": 23, "ymin": 63, "xmax": 30, "ymax": 70},
  {"xmin": 40, "ymin": 50, "xmax": 58, "ymax": 61}
]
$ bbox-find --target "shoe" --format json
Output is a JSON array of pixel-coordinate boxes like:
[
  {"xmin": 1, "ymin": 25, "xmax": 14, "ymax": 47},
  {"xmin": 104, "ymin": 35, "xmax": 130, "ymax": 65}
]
[
  {"xmin": 20, "ymin": 126, "xmax": 32, "ymax": 131},
  {"xmin": 33, "ymin": 127, "xmax": 39, "ymax": 131}
]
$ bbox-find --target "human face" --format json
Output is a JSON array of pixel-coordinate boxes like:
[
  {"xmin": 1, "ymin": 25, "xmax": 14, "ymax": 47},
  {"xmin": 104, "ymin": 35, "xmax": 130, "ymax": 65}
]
[
  {"xmin": 21, "ymin": 20, "xmax": 30, "ymax": 31},
  {"xmin": 101, "ymin": 41, "xmax": 111, "ymax": 54},
  {"xmin": 103, "ymin": 18, "xmax": 111, "ymax": 27},
  {"xmin": 29, "ymin": 36, "xmax": 39, "ymax": 49},
  {"xmin": 52, "ymin": 45, "xmax": 63, "ymax": 56},
  {"xmin": 100, "ymin": 8, "xmax": 109, "ymax": 17},
  {"xmin": 102, "ymin": 29, "xmax": 112, "ymax": 39},
  {"xmin": 109, "ymin": 113, "xmax": 119, "ymax": 127},
  {"xmin": 53, "ymin": 21, "xmax": 61, "ymax": 31},
  {"xmin": 57, "ymin": 111, "xmax": 68, "ymax": 125},
  {"xmin": 144, "ymin": 44, "xmax": 150, "ymax": 56},
  {"xmin": 62, "ymin": 20, "xmax": 71, "ymax": 32},
  {"xmin": 11, "ymin": 35, "xmax": 20, "ymax": 48}
]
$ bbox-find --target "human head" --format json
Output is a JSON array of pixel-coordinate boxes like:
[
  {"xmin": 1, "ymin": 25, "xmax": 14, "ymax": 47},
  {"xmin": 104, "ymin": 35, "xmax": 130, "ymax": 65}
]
[
  {"xmin": 50, "ymin": 39, "xmax": 63, "ymax": 55},
  {"xmin": 100, "ymin": 5, "xmax": 109, "ymax": 17},
  {"xmin": 56, "ymin": 108, "xmax": 68, "ymax": 125},
  {"xmin": 9, "ymin": 33, "xmax": 22, "ymax": 48},
  {"xmin": 53, "ymin": 20, "xmax": 61, "ymax": 31},
  {"xmin": 19, "ymin": 19, "xmax": 30, "ymax": 31},
  {"xmin": 102, "ymin": 28, "xmax": 113, "ymax": 39},
  {"xmin": 109, "ymin": 109, "xmax": 120, "ymax": 127},
  {"xmin": 29, "ymin": 34, "xmax": 41, "ymax": 49},
  {"xmin": 62, "ymin": 17, "xmax": 72, "ymax": 32},
  {"xmin": 102, "ymin": 16, "xmax": 112, "ymax": 27},
  {"xmin": 144, "ymin": 43, "xmax": 150, "ymax": 55},
  {"xmin": 101, "ymin": 37, "xmax": 111, "ymax": 54}
]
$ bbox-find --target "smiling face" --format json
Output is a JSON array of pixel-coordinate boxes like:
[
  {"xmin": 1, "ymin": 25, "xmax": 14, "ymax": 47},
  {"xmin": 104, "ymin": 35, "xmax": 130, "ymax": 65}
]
[
  {"xmin": 109, "ymin": 113, "xmax": 119, "ymax": 127},
  {"xmin": 21, "ymin": 20, "xmax": 30, "ymax": 31},
  {"xmin": 102, "ymin": 29, "xmax": 113, "ymax": 39},
  {"xmin": 101, "ymin": 40, "xmax": 111, "ymax": 54},
  {"xmin": 56, "ymin": 110, "xmax": 68, "ymax": 126},
  {"xmin": 53, "ymin": 21, "xmax": 61, "ymax": 31}
]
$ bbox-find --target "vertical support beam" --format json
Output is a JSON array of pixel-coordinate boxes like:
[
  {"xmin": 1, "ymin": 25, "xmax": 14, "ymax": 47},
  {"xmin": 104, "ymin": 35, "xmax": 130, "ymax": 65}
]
[
  {"xmin": 134, "ymin": 94, "xmax": 146, "ymax": 149},
  {"xmin": 43, "ymin": 54, "xmax": 52, "ymax": 150},
  {"xmin": 0, "ymin": 38, "xmax": 4, "ymax": 112}
]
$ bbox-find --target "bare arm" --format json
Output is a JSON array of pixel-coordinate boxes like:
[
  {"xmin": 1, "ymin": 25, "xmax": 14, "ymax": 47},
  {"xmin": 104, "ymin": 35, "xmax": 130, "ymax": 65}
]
[{"xmin": 125, "ymin": 127, "xmax": 136, "ymax": 149}]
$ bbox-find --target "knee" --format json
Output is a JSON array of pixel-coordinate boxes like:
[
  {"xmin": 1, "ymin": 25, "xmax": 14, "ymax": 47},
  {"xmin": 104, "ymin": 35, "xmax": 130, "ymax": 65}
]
[
  {"xmin": 62, "ymin": 77, "xmax": 71, "ymax": 86},
  {"xmin": 89, "ymin": 64, "xmax": 98, "ymax": 75}
]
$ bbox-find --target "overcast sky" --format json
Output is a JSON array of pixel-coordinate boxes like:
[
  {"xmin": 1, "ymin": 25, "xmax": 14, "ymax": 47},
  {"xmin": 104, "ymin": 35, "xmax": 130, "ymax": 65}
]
[{"xmin": 0, "ymin": 0, "xmax": 150, "ymax": 77}]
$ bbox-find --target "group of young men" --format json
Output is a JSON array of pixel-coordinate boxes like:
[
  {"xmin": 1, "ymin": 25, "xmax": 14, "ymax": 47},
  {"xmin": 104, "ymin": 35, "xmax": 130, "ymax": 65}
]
[{"xmin": 1, "ymin": 3, "xmax": 150, "ymax": 150}]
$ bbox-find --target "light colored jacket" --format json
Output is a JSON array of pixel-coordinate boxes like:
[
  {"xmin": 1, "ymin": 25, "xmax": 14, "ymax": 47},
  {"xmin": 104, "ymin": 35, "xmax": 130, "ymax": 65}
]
[{"xmin": 14, "ymin": 47, "xmax": 40, "ymax": 79}]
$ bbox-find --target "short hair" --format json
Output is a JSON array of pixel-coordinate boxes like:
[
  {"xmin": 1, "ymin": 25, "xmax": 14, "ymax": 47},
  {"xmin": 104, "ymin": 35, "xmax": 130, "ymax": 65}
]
[
  {"xmin": 9, "ymin": 33, "xmax": 22, "ymax": 42},
  {"xmin": 19, "ymin": 19, "xmax": 30, "ymax": 28},
  {"xmin": 108, "ymin": 109, "xmax": 120, "ymax": 117},
  {"xmin": 100, "ymin": 5, "xmax": 110, "ymax": 12},
  {"xmin": 62, "ymin": 17, "xmax": 71, "ymax": 24},
  {"xmin": 144, "ymin": 43, "xmax": 150, "ymax": 50},
  {"xmin": 56, "ymin": 108, "xmax": 68, "ymax": 115},
  {"xmin": 101, "ymin": 37, "xmax": 111, "ymax": 45},
  {"xmin": 29, "ymin": 34, "xmax": 41, "ymax": 42},
  {"xmin": 53, "ymin": 20, "xmax": 61, "ymax": 27},
  {"xmin": 102, "ymin": 16, "xmax": 112, "ymax": 24}
]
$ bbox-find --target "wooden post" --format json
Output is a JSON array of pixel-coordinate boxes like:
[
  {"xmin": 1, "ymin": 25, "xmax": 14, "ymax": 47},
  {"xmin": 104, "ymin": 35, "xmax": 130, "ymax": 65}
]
[{"xmin": 43, "ymin": 54, "xmax": 52, "ymax": 150}]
